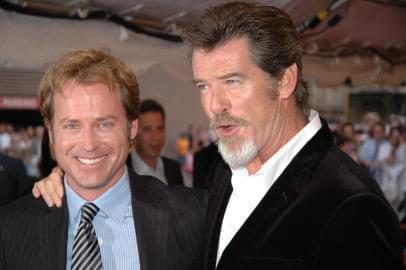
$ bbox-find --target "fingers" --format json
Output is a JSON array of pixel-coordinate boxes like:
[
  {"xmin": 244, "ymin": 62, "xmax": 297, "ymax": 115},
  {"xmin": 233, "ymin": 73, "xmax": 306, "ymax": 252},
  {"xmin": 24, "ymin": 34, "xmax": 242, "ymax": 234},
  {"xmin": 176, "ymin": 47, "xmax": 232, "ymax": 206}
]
[
  {"xmin": 33, "ymin": 179, "xmax": 56, "ymax": 207},
  {"xmin": 32, "ymin": 182, "xmax": 41, "ymax": 198},
  {"xmin": 32, "ymin": 166, "xmax": 65, "ymax": 208},
  {"xmin": 46, "ymin": 177, "xmax": 63, "ymax": 208},
  {"xmin": 51, "ymin": 167, "xmax": 65, "ymax": 199}
]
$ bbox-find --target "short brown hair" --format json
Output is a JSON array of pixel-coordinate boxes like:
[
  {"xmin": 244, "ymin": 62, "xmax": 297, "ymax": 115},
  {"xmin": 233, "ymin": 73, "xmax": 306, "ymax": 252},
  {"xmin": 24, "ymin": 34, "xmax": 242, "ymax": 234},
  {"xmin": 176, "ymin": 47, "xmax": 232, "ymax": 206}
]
[
  {"xmin": 182, "ymin": 1, "xmax": 309, "ymax": 117},
  {"xmin": 38, "ymin": 48, "xmax": 140, "ymax": 125}
]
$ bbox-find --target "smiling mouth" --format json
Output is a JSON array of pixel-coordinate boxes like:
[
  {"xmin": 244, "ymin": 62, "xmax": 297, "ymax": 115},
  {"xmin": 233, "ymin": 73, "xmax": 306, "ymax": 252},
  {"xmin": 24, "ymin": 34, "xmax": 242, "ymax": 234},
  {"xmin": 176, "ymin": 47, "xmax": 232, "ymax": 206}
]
[{"xmin": 76, "ymin": 155, "xmax": 107, "ymax": 165}]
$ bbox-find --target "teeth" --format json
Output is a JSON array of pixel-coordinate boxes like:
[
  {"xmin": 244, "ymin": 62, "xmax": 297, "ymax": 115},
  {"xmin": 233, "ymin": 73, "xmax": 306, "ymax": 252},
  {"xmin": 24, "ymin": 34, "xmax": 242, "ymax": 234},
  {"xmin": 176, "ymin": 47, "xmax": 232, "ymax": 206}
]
[{"xmin": 77, "ymin": 156, "xmax": 106, "ymax": 165}]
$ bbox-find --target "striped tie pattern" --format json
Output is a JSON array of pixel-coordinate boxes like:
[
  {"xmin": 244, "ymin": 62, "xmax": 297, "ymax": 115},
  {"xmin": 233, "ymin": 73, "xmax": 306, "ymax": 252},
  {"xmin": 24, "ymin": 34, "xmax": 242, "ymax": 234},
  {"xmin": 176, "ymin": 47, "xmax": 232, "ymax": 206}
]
[{"xmin": 71, "ymin": 203, "xmax": 102, "ymax": 270}]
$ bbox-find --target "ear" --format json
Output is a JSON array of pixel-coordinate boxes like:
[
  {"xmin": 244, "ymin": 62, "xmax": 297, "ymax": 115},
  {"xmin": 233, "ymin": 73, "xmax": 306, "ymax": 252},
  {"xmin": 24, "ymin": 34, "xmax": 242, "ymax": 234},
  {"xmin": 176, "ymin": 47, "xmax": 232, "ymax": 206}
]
[
  {"xmin": 279, "ymin": 63, "xmax": 298, "ymax": 100},
  {"xmin": 46, "ymin": 121, "xmax": 54, "ymax": 144},
  {"xmin": 130, "ymin": 119, "xmax": 138, "ymax": 140}
]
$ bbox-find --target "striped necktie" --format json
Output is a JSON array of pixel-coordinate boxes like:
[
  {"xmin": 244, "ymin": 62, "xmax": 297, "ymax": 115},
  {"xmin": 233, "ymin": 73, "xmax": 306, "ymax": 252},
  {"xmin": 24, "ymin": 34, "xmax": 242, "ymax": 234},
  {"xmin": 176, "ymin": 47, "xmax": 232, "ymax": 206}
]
[{"xmin": 71, "ymin": 203, "xmax": 102, "ymax": 270}]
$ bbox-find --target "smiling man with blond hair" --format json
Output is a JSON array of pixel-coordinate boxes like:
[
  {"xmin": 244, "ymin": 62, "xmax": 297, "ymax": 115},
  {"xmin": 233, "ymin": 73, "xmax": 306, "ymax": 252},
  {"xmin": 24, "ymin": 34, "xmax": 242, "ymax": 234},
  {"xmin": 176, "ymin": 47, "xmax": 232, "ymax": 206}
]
[{"xmin": 0, "ymin": 48, "xmax": 205, "ymax": 270}]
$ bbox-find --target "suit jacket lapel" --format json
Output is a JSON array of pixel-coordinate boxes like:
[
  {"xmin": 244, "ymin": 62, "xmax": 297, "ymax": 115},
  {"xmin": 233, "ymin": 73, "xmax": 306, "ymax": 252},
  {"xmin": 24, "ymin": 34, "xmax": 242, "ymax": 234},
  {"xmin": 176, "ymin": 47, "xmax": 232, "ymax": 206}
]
[
  {"xmin": 216, "ymin": 119, "xmax": 334, "ymax": 268},
  {"xmin": 39, "ymin": 202, "xmax": 69, "ymax": 270},
  {"xmin": 129, "ymin": 171, "xmax": 170, "ymax": 270}
]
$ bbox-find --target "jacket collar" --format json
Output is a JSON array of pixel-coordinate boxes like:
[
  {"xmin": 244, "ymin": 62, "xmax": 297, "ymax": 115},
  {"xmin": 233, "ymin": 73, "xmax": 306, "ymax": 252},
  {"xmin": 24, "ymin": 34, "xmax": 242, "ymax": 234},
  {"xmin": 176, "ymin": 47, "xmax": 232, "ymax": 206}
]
[{"xmin": 128, "ymin": 170, "xmax": 171, "ymax": 270}]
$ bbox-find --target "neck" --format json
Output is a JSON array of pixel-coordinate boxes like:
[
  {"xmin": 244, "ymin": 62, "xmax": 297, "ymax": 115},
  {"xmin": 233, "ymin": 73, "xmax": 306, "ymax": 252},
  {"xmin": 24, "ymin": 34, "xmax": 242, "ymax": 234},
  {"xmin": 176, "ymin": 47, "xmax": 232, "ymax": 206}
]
[
  {"xmin": 65, "ymin": 167, "xmax": 126, "ymax": 201},
  {"xmin": 141, "ymin": 156, "xmax": 158, "ymax": 170}
]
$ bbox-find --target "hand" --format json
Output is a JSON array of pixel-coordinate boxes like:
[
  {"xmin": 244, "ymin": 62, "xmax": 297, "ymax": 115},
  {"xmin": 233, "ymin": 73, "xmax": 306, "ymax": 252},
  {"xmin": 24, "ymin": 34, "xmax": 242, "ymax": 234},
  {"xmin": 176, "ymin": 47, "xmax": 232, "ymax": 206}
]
[{"xmin": 32, "ymin": 167, "xmax": 65, "ymax": 207}]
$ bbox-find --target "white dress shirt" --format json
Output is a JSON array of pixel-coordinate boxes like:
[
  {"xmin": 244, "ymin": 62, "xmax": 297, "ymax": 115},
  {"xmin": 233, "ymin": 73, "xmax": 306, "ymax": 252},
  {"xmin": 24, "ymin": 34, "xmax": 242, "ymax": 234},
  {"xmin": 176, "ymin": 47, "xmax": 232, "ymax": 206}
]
[
  {"xmin": 131, "ymin": 151, "xmax": 167, "ymax": 184},
  {"xmin": 216, "ymin": 110, "xmax": 322, "ymax": 264}
]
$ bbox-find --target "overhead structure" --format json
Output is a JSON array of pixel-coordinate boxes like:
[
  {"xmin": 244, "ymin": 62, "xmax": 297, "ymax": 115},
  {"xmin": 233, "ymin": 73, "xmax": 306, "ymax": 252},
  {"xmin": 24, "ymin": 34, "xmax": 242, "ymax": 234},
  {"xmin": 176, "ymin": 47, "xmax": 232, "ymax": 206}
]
[{"xmin": 0, "ymin": 0, "xmax": 405, "ymax": 87}]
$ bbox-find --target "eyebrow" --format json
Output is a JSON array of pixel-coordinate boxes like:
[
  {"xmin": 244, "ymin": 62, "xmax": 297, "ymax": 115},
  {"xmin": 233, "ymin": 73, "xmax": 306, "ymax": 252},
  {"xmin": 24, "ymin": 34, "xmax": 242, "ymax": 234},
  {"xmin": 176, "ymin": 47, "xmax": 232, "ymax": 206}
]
[
  {"xmin": 192, "ymin": 72, "xmax": 248, "ymax": 85},
  {"xmin": 218, "ymin": 72, "xmax": 248, "ymax": 80},
  {"xmin": 96, "ymin": 115, "xmax": 118, "ymax": 122},
  {"xmin": 58, "ymin": 115, "xmax": 118, "ymax": 124},
  {"xmin": 58, "ymin": 118, "xmax": 78, "ymax": 124}
]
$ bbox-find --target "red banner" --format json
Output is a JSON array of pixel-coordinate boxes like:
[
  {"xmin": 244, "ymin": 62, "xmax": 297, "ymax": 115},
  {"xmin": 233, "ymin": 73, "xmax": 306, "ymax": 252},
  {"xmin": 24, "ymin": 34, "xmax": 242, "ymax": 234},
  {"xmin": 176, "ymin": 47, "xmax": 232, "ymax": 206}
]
[{"xmin": 0, "ymin": 96, "xmax": 39, "ymax": 110}]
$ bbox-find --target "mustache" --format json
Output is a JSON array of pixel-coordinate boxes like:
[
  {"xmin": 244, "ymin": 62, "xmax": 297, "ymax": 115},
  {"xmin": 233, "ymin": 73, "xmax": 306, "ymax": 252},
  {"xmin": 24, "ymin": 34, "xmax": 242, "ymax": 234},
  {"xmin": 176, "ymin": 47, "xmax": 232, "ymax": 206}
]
[{"xmin": 209, "ymin": 113, "xmax": 249, "ymax": 130}]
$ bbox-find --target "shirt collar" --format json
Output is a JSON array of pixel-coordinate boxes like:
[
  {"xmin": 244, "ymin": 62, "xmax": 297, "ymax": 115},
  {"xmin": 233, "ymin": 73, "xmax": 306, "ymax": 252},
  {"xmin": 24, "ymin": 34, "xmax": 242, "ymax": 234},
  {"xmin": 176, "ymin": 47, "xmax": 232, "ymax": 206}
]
[
  {"xmin": 131, "ymin": 151, "xmax": 152, "ymax": 175},
  {"xmin": 131, "ymin": 151, "xmax": 166, "ymax": 183},
  {"xmin": 231, "ymin": 110, "xmax": 322, "ymax": 189},
  {"xmin": 65, "ymin": 167, "xmax": 132, "ymax": 227}
]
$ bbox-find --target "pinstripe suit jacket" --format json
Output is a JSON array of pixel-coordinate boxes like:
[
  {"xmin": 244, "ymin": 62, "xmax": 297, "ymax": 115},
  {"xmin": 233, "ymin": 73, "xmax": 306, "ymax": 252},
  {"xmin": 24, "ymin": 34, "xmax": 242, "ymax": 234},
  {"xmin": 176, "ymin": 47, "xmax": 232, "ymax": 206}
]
[{"xmin": 0, "ymin": 170, "xmax": 206, "ymax": 270}]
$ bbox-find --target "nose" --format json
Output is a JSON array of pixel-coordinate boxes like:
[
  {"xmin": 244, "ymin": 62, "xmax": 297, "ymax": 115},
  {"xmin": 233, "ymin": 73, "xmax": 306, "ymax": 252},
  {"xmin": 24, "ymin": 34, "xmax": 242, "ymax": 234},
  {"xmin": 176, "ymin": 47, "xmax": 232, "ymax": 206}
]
[
  {"xmin": 210, "ymin": 86, "xmax": 231, "ymax": 115},
  {"xmin": 82, "ymin": 126, "xmax": 100, "ymax": 151}
]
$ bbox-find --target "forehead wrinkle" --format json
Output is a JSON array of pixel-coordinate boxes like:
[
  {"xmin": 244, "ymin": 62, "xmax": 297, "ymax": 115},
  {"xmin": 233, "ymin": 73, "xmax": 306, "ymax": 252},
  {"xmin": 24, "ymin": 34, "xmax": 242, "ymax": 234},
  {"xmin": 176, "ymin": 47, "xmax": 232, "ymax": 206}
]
[{"xmin": 60, "ymin": 81, "xmax": 114, "ymax": 111}]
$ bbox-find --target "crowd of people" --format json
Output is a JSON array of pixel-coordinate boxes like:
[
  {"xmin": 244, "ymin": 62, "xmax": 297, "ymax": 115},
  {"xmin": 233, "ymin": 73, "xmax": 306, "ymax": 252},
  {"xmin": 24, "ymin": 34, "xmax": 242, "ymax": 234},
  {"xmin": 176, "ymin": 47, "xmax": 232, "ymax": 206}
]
[
  {"xmin": 330, "ymin": 112, "xmax": 406, "ymax": 216},
  {"xmin": 0, "ymin": 122, "xmax": 44, "ymax": 179}
]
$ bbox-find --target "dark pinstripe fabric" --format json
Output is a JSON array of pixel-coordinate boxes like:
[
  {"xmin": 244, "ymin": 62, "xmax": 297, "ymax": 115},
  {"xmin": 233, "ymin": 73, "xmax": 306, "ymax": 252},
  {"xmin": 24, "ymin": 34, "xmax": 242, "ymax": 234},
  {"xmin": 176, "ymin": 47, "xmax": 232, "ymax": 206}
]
[{"xmin": 0, "ymin": 171, "xmax": 207, "ymax": 270}]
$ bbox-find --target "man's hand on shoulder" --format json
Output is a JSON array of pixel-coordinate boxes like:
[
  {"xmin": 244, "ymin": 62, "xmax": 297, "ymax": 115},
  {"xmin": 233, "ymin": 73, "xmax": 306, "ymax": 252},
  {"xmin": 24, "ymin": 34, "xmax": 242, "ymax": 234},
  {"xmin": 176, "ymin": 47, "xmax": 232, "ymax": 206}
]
[{"xmin": 32, "ymin": 167, "xmax": 65, "ymax": 207}]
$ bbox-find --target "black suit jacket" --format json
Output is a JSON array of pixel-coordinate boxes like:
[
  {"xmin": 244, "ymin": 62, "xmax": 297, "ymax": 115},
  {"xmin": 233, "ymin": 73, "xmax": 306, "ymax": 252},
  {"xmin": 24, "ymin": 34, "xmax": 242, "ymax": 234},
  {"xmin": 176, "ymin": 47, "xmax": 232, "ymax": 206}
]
[
  {"xmin": 202, "ymin": 120, "xmax": 403, "ymax": 270},
  {"xmin": 162, "ymin": 157, "xmax": 184, "ymax": 186},
  {"xmin": 127, "ymin": 154, "xmax": 184, "ymax": 186},
  {"xmin": 0, "ymin": 154, "xmax": 32, "ymax": 207},
  {"xmin": 0, "ymin": 170, "xmax": 206, "ymax": 270},
  {"xmin": 193, "ymin": 143, "xmax": 222, "ymax": 191}
]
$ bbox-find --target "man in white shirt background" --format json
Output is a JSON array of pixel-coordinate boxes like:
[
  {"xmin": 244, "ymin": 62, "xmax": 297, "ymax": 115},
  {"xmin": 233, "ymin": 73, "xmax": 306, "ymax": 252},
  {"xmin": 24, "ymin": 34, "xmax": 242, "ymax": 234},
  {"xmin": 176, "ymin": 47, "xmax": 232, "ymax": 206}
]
[{"xmin": 127, "ymin": 99, "xmax": 184, "ymax": 186}]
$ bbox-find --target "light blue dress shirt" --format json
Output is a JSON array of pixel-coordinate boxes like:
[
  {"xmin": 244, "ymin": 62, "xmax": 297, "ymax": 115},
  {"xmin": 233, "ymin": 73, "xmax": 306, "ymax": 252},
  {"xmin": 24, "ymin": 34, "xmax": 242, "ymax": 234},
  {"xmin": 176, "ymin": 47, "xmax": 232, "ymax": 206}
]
[{"xmin": 65, "ymin": 168, "xmax": 140, "ymax": 270}]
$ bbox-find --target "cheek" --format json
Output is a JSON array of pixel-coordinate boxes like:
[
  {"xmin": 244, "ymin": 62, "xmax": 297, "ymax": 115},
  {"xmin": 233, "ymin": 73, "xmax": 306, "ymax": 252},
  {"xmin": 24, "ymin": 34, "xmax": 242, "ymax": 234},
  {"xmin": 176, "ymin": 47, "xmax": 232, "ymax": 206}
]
[
  {"xmin": 201, "ymin": 93, "xmax": 212, "ymax": 117},
  {"xmin": 137, "ymin": 133, "xmax": 148, "ymax": 145}
]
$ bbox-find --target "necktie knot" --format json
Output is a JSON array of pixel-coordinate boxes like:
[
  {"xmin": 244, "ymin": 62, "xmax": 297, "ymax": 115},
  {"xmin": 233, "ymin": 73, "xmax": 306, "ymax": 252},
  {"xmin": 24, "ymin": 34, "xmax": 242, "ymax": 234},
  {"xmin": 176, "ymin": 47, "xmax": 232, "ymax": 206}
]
[{"xmin": 80, "ymin": 203, "xmax": 99, "ymax": 224}]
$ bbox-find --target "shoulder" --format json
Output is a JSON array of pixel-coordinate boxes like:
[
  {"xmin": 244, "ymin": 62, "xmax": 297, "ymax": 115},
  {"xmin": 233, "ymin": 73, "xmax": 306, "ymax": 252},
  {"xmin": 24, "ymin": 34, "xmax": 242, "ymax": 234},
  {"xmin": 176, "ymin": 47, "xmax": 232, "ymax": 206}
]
[
  {"xmin": 130, "ymin": 172, "xmax": 207, "ymax": 210},
  {"xmin": 297, "ymin": 144, "xmax": 393, "ymax": 224},
  {"xmin": 161, "ymin": 156, "xmax": 181, "ymax": 168},
  {"xmin": 313, "ymin": 145, "xmax": 383, "ymax": 196},
  {"xmin": 0, "ymin": 154, "xmax": 25, "ymax": 170},
  {"xmin": 0, "ymin": 194, "xmax": 47, "ymax": 228}
]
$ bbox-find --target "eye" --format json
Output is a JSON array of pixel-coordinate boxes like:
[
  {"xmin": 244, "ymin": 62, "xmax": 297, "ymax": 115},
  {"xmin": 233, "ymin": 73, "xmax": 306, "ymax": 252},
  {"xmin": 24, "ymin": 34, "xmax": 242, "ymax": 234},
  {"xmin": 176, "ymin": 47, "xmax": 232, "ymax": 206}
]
[
  {"xmin": 64, "ymin": 123, "xmax": 78, "ymax": 129},
  {"xmin": 226, "ymin": 79, "xmax": 240, "ymax": 86},
  {"xmin": 100, "ymin": 121, "xmax": 113, "ymax": 128},
  {"xmin": 195, "ymin": 83, "xmax": 209, "ymax": 92}
]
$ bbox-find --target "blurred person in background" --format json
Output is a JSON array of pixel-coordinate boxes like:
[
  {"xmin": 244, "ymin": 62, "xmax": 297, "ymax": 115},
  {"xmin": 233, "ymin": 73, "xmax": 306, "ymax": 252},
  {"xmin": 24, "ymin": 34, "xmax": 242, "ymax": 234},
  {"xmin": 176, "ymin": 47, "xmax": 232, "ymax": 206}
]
[
  {"xmin": 0, "ymin": 153, "xmax": 32, "ymax": 207},
  {"xmin": 127, "ymin": 99, "xmax": 184, "ymax": 186},
  {"xmin": 380, "ymin": 127, "xmax": 406, "ymax": 212},
  {"xmin": 359, "ymin": 122, "xmax": 391, "ymax": 183},
  {"xmin": 0, "ymin": 122, "xmax": 12, "ymax": 153},
  {"xmin": 359, "ymin": 111, "xmax": 381, "ymax": 134},
  {"xmin": 340, "ymin": 122, "xmax": 355, "ymax": 140},
  {"xmin": 176, "ymin": 132, "xmax": 190, "ymax": 168}
]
